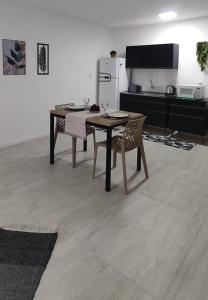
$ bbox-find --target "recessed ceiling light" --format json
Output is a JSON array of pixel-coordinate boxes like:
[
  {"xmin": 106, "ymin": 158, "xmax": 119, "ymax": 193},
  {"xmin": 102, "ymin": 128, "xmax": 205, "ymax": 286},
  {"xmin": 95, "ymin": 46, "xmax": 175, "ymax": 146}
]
[{"xmin": 159, "ymin": 11, "xmax": 178, "ymax": 21}]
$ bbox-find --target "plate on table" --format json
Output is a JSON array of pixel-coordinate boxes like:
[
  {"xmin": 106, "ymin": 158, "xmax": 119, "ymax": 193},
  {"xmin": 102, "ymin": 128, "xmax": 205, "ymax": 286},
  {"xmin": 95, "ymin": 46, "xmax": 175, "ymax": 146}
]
[
  {"xmin": 65, "ymin": 105, "xmax": 86, "ymax": 112},
  {"xmin": 106, "ymin": 112, "xmax": 129, "ymax": 119}
]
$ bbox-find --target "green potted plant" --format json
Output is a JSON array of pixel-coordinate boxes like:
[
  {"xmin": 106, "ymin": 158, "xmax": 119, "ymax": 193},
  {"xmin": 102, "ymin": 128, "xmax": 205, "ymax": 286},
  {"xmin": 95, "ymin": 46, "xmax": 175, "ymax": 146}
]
[{"xmin": 196, "ymin": 41, "xmax": 208, "ymax": 71}]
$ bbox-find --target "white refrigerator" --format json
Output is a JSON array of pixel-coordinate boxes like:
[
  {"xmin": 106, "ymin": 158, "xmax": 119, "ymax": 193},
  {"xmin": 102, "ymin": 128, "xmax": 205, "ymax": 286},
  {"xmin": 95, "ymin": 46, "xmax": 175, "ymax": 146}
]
[{"xmin": 98, "ymin": 57, "xmax": 128, "ymax": 110}]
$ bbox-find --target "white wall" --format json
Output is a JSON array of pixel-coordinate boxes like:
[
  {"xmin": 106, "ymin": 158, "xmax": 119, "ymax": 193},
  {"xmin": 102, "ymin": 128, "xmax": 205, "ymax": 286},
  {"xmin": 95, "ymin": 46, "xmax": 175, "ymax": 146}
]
[
  {"xmin": 2, "ymin": 4, "xmax": 208, "ymax": 148},
  {"xmin": 0, "ymin": 1, "xmax": 114, "ymax": 147},
  {"xmin": 113, "ymin": 17, "xmax": 208, "ymax": 93}
]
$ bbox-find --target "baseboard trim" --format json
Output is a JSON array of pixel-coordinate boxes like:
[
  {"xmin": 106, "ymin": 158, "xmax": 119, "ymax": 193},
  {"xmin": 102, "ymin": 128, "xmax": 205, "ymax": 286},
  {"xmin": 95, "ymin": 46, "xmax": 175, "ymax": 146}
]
[{"xmin": 0, "ymin": 133, "xmax": 48, "ymax": 149}]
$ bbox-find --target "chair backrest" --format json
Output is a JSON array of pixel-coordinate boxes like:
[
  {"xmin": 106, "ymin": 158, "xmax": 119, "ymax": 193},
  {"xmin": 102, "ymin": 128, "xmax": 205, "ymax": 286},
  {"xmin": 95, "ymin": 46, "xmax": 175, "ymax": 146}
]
[
  {"xmin": 122, "ymin": 116, "xmax": 146, "ymax": 151},
  {"xmin": 55, "ymin": 103, "xmax": 75, "ymax": 131},
  {"xmin": 55, "ymin": 103, "xmax": 74, "ymax": 110}
]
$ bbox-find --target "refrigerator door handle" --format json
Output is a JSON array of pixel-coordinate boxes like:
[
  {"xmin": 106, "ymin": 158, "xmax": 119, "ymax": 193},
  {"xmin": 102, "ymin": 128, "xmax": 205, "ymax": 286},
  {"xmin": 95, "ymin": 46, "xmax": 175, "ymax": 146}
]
[{"xmin": 99, "ymin": 72, "xmax": 111, "ymax": 82}]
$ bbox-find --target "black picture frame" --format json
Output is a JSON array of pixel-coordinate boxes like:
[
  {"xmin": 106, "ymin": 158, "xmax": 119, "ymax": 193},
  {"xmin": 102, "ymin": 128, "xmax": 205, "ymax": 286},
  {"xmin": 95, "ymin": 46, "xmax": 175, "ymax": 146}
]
[{"xmin": 37, "ymin": 43, "xmax": 49, "ymax": 75}]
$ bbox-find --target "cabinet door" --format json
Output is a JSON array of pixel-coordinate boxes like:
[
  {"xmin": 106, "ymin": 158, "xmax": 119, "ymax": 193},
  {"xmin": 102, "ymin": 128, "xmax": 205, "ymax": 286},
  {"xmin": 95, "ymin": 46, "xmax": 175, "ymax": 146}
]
[
  {"xmin": 170, "ymin": 104, "xmax": 206, "ymax": 118},
  {"xmin": 146, "ymin": 111, "xmax": 167, "ymax": 127},
  {"xmin": 120, "ymin": 95, "xmax": 168, "ymax": 128},
  {"xmin": 169, "ymin": 113, "xmax": 206, "ymax": 136},
  {"xmin": 120, "ymin": 96, "xmax": 138, "ymax": 112}
]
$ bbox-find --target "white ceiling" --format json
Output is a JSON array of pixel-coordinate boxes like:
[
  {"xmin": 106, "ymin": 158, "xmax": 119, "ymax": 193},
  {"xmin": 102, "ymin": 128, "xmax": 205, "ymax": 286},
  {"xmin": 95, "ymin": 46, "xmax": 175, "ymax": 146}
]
[{"xmin": 5, "ymin": 0, "xmax": 208, "ymax": 28}]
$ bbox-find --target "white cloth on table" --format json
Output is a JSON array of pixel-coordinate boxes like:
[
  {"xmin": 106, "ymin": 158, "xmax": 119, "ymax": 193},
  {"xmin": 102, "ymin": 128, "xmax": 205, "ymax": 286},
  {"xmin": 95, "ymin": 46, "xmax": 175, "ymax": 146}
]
[{"xmin": 65, "ymin": 111, "xmax": 102, "ymax": 139}]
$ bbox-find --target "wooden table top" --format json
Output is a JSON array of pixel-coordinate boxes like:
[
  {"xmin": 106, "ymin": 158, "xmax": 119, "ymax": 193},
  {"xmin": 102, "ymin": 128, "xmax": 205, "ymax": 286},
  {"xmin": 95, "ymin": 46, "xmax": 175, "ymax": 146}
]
[{"xmin": 50, "ymin": 109, "xmax": 143, "ymax": 128}]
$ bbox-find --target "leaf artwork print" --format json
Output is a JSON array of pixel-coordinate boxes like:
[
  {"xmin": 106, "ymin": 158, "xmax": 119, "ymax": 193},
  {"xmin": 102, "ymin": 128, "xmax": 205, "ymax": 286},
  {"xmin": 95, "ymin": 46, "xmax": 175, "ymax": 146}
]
[
  {"xmin": 39, "ymin": 45, "xmax": 47, "ymax": 72},
  {"xmin": 37, "ymin": 43, "xmax": 49, "ymax": 75},
  {"xmin": 3, "ymin": 39, "xmax": 26, "ymax": 75}
]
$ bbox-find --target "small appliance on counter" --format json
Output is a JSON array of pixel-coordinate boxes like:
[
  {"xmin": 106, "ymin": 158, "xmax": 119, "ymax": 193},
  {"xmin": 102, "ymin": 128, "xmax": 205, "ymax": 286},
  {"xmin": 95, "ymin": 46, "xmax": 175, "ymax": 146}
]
[
  {"xmin": 128, "ymin": 84, "xmax": 142, "ymax": 93},
  {"xmin": 177, "ymin": 84, "xmax": 205, "ymax": 100},
  {"xmin": 165, "ymin": 85, "xmax": 176, "ymax": 95}
]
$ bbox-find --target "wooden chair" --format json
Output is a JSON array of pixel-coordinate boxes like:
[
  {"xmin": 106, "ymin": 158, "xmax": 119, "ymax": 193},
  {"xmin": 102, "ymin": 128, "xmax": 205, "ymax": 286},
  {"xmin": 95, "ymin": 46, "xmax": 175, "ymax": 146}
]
[
  {"xmin": 54, "ymin": 103, "xmax": 95, "ymax": 168},
  {"xmin": 93, "ymin": 117, "xmax": 148, "ymax": 194}
]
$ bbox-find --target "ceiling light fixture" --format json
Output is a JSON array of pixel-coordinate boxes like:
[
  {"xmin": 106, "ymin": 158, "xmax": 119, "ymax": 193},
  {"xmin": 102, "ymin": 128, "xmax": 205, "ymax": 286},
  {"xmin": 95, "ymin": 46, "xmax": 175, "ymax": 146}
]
[{"xmin": 159, "ymin": 11, "xmax": 178, "ymax": 21}]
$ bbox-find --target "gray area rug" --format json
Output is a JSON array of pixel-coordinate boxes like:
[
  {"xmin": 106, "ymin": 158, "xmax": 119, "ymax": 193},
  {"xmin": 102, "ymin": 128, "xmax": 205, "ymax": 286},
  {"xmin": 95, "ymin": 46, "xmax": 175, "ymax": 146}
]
[{"xmin": 0, "ymin": 224, "xmax": 58, "ymax": 300}]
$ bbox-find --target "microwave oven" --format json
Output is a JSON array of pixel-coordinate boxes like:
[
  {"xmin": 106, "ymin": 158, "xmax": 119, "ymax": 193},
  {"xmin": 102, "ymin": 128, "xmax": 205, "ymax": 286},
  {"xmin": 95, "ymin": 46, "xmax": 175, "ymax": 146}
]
[{"xmin": 177, "ymin": 84, "xmax": 205, "ymax": 100}]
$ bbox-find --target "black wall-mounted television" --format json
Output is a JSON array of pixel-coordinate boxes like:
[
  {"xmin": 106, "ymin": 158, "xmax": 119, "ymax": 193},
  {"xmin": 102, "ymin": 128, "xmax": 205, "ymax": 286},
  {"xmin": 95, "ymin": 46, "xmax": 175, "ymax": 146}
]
[{"xmin": 126, "ymin": 43, "xmax": 179, "ymax": 69}]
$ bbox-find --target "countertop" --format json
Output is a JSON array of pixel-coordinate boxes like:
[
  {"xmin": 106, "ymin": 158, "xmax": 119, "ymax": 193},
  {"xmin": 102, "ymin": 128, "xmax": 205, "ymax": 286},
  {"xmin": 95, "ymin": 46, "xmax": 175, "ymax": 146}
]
[
  {"xmin": 121, "ymin": 91, "xmax": 208, "ymax": 102},
  {"xmin": 121, "ymin": 91, "xmax": 176, "ymax": 99}
]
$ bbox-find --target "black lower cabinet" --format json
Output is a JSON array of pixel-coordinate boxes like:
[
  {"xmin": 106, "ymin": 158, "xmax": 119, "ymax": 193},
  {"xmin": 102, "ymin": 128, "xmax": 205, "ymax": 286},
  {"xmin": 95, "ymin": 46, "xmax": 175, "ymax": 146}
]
[
  {"xmin": 169, "ymin": 99, "xmax": 208, "ymax": 136},
  {"xmin": 169, "ymin": 114, "xmax": 206, "ymax": 136},
  {"xmin": 145, "ymin": 111, "xmax": 167, "ymax": 128},
  {"xmin": 120, "ymin": 93, "xmax": 168, "ymax": 128},
  {"xmin": 120, "ymin": 92, "xmax": 208, "ymax": 136}
]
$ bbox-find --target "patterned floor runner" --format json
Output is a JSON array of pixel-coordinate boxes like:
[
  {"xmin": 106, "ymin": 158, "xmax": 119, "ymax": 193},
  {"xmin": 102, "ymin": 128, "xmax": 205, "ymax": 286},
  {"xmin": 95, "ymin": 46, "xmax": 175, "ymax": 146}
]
[
  {"xmin": 94, "ymin": 128, "xmax": 194, "ymax": 150},
  {"xmin": 143, "ymin": 132, "xmax": 194, "ymax": 150}
]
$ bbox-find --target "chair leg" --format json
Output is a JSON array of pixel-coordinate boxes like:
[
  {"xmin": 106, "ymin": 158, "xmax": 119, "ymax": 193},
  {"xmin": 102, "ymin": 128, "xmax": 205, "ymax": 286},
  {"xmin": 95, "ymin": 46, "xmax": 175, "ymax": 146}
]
[
  {"xmin": 54, "ymin": 126, "xmax": 59, "ymax": 149},
  {"xmin": 92, "ymin": 129, "xmax": 96, "ymax": 146},
  {"xmin": 121, "ymin": 149, "xmax": 128, "ymax": 194},
  {"xmin": 83, "ymin": 139, "xmax": 87, "ymax": 152},
  {"xmin": 140, "ymin": 140, "xmax": 149, "ymax": 179},
  {"xmin": 93, "ymin": 145, "xmax": 98, "ymax": 178},
  {"xmin": 113, "ymin": 150, "xmax": 117, "ymax": 168},
  {"xmin": 92, "ymin": 129, "xmax": 96, "ymax": 155},
  {"xmin": 72, "ymin": 137, "xmax": 77, "ymax": 168}
]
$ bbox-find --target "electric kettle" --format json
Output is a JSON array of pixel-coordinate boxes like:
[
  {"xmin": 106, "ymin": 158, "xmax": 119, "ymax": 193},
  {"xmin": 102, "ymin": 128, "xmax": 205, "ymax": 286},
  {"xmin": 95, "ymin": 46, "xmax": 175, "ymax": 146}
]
[{"xmin": 165, "ymin": 85, "xmax": 176, "ymax": 95}]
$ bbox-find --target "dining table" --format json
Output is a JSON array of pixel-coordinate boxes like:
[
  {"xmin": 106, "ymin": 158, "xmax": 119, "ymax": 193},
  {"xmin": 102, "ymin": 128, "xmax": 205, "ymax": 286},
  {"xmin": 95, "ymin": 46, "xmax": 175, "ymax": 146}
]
[{"xmin": 50, "ymin": 109, "xmax": 143, "ymax": 192}]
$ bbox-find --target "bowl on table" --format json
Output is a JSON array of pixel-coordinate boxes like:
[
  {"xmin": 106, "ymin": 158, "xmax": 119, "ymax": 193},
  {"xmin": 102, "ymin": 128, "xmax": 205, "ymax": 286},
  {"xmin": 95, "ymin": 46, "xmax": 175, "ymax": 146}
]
[{"xmin": 89, "ymin": 104, "xmax": 100, "ymax": 113}]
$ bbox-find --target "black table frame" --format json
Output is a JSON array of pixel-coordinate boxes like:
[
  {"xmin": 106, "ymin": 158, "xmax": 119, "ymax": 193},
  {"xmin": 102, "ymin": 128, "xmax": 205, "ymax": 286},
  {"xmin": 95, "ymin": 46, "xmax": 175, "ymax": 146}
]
[{"xmin": 50, "ymin": 112, "xmax": 141, "ymax": 192}]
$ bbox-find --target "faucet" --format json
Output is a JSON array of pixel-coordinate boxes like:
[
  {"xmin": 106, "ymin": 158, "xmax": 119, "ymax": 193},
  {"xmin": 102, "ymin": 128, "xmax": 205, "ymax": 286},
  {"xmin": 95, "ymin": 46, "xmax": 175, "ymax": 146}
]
[{"xmin": 149, "ymin": 80, "xmax": 154, "ymax": 89}]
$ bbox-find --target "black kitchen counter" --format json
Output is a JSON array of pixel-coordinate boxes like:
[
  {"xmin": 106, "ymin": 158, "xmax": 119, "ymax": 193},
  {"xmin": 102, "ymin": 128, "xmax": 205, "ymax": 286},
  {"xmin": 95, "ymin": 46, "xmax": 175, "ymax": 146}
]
[
  {"xmin": 122, "ymin": 91, "xmax": 208, "ymax": 102},
  {"xmin": 122, "ymin": 91, "xmax": 176, "ymax": 99}
]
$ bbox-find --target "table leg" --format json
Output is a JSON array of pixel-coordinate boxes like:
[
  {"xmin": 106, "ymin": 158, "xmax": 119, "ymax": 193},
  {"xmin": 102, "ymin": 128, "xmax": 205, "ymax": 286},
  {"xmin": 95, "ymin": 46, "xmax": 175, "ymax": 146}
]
[
  {"xmin": 50, "ymin": 114, "xmax": 55, "ymax": 164},
  {"xmin": 83, "ymin": 140, "xmax": 87, "ymax": 152},
  {"xmin": 106, "ymin": 128, "xmax": 112, "ymax": 192},
  {"xmin": 137, "ymin": 146, "xmax": 141, "ymax": 171},
  {"xmin": 72, "ymin": 137, "xmax": 77, "ymax": 168}
]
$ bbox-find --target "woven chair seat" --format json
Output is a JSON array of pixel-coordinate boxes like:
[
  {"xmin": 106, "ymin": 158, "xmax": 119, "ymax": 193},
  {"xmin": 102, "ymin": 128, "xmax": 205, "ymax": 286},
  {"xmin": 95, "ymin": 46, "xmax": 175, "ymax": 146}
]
[
  {"xmin": 96, "ymin": 135, "xmax": 124, "ymax": 151},
  {"xmin": 95, "ymin": 131, "xmax": 142, "ymax": 152}
]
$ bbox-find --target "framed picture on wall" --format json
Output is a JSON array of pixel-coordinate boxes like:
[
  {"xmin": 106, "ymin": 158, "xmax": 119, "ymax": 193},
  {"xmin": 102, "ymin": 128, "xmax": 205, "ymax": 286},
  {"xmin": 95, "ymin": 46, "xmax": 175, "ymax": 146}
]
[
  {"xmin": 37, "ymin": 43, "xmax": 49, "ymax": 75},
  {"xmin": 3, "ymin": 39, "xmax": 26, "ymax": 75}
]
